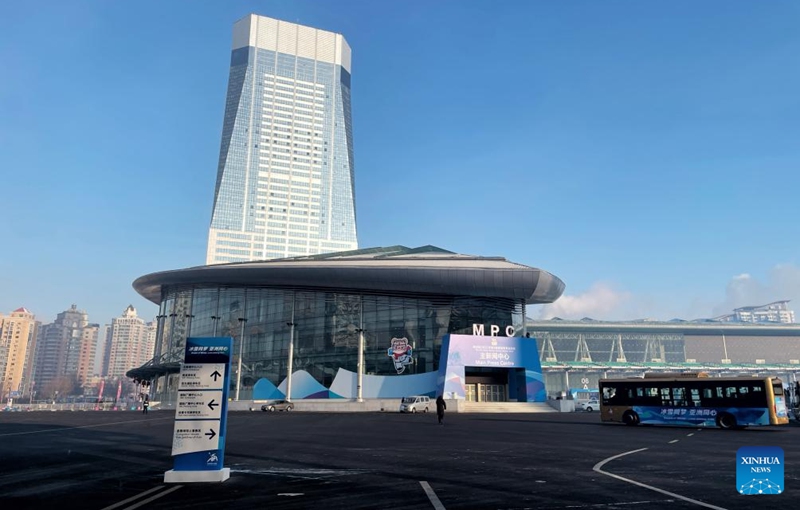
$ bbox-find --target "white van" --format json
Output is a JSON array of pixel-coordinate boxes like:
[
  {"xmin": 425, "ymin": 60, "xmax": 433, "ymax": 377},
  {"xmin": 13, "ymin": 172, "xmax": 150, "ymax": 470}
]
[{"xmin": 399, "ymin": 396, "xmax": 431, "ymax": 413}]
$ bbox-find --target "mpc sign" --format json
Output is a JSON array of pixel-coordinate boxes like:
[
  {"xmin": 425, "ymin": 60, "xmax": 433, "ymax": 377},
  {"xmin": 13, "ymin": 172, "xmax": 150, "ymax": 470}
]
[{"xmin": 472, "ymin": 323, "xmax": 516, "ymax": 337}]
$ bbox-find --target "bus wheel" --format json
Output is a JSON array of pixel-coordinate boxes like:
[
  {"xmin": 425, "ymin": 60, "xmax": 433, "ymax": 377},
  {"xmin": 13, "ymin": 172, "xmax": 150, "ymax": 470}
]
[
  {"xmin": 622, "ymin": 411, "xmax": 639, "ymax": 426},
  {"xmin": 717, "ymin": 413, "xmax": 737, "ymax": 430}
]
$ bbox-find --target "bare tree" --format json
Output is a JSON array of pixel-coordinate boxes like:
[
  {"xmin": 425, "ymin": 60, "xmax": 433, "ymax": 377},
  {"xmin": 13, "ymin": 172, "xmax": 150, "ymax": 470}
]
[{"xmin": 41, "ymin": 375, "xmax": 80, "ymax": 400}]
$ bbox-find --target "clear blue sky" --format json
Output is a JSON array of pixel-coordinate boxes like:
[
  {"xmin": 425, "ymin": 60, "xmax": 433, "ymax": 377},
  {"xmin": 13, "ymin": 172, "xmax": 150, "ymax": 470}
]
[{"xmin": 1, "ymin": 0, "xmax": 798, "ymax": 327}]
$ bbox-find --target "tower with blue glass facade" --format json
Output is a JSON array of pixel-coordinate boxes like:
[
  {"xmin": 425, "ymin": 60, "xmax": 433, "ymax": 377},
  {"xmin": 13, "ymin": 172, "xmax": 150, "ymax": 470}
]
[{"xmin": 206, "ymin": 14, "xmax": 358, "ymax": 264}]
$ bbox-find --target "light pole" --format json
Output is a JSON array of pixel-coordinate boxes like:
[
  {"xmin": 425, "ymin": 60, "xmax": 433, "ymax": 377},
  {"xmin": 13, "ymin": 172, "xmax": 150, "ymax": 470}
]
[
  {"xmin": 211, "ymin": 316, "xmax": 220, "ymax": 336},
  {"xmin": 185, "ymin": 314, "xmax": 195, "ymax": 337},
  {"xmin": 286, "ymin": 320, "xmax": 295, "ymax": 402},
  {"xmin": 355, "ymin": 328, "xmax": 365, "ymax": 403},
  {"xmin": 235, "ymin": 317, "xmax": 247, "ymax": 401}
]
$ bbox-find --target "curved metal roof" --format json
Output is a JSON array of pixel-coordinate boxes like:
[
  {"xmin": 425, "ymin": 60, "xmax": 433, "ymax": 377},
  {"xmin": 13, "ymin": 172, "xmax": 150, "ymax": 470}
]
[{"xmin": 133, "ymin": 245, "xmax": 565, "ymax": 305}]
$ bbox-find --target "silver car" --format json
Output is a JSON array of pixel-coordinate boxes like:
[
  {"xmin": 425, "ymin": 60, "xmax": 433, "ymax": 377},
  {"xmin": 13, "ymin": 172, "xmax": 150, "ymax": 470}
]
[
  {"xmin": 581, "ymin": 399, "xmax": 600, "ymax": 412},
  {"xmin": 261, "ymin": 400, "xmax": 295, "ymax": 412}
]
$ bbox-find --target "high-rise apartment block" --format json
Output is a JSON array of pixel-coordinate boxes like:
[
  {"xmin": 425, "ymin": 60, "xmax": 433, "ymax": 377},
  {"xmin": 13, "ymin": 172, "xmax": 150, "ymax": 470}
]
[
  {"xmin": 105, "ymin": 306, "xmax": 156, "ymax": 378},
  {"xmin": 206, "ymin": 14, "xmax": 358, "ymax": 264},
  {"xmin": 716, "ymin": 301, "xmax": 795, "ymax": 324},
  {"xmin": 34, "ymin": 305, "xmax": 99, "ymax": 392},
  {"xmin": 0, "ymin": 308, "xmax": 38, "ymax": 401}
]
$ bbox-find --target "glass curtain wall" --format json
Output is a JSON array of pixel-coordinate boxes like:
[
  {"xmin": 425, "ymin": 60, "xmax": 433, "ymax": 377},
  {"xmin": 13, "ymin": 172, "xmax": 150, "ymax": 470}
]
[{"xmin": 152, "ymin": 286, "xmax": 525, "ymax": 400}]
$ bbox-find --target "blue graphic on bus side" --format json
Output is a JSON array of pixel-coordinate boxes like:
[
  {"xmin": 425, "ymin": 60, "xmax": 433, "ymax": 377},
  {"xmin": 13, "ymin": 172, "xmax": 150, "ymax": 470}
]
[{"xmin": 632, "ymin": 406, "xmax": 769, "ymax": 427}]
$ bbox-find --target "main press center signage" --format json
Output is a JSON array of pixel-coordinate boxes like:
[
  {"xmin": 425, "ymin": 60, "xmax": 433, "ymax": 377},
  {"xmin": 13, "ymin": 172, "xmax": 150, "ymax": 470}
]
[{"xmin": 164, "ymin": 337, "xmax": 233, "ymax": 483}]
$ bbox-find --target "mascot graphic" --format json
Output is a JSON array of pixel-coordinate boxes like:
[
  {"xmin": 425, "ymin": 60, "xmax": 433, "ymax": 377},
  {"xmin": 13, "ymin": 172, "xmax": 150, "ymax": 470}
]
[{"xmin": 388, "ymin": 337, "xmax": 413, "ymax": 374}]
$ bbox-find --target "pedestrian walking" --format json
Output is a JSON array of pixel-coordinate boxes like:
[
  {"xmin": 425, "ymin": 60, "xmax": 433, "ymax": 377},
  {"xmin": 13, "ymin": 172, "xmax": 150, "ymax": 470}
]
[
  {"xmin": 142, "ymin": 398, "xmax": 149, "ymax": 415},
  {"xmin": 436, "ymin": 395, "xmax": 446, "ymax": 425}
]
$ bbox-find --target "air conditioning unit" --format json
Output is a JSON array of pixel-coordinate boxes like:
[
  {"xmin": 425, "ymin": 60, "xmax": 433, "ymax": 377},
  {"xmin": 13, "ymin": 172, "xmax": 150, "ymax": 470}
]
[
  {"xmin": 651, "ymin": 358, "xmax": 662, "ymax": 363},
  {"xmin": 545, "ymin": 357, "xmax": 558, "ymax": 362},
  {"xmin": 686, "ymin": 359, "xmax": 696, "ymax": 363},
  {"xmin": 721, "ymin": 359, "xmax": 732, "ymax": 364},
  {"xmin": 580, "ymin": 357, "xmax": 592, "ymax": 362},
  {"xmin": 615, "ymin": 357, "xmax": 627, "ymax": 363},
  {"xmin": 756, "ymin": 359, "xmax": 766, "ymax": 365},
  {"xmin": 790, "ymin": 359, "xmax": 800, "ymax": 365}
]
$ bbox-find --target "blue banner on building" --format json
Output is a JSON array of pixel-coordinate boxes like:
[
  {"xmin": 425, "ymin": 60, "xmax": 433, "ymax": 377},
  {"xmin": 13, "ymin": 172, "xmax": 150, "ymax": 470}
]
[
  {"xmin": 437, "ymin": 334, "xmax": 546, "ymax": 402},
  {"xmin": 164, "ymin": 337, "xmax": 233, "ymax": 483}
]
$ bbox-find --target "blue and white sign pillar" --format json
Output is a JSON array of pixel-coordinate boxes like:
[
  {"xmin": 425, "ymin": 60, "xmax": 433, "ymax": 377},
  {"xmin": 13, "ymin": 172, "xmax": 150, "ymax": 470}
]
[{"xmin": 164, "ymin": 337, "xmax": 232, "ymax": 483}]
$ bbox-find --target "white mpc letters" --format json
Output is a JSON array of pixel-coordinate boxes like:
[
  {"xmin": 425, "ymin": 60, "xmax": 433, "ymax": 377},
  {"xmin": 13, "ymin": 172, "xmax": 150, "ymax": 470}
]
[{"xmin": 472, "ymin": 324, "xmax": 516, "ymax": 337}]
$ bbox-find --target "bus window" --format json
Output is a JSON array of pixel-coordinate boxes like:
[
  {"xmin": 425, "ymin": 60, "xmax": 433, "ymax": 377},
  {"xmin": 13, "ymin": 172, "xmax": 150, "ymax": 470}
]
[
  {"xmin": 672, "ymin": 387, "xmax": 687, "ymax": 406},
  {"xmin": 602, "ymin": 386, "xmax": 617, "ymax": 403},
  {"xmin": 660, "ymin": 387, "xmax": 670, "ymax": 405},
  {"xmin": 690, "ymin": 388, "xmax": 701, "ymax": 407},
  {"xmin": 703, "ymin": 388, "xmax": 713, "ymax": 399},
  {"xmin": 725, "ymin": 387, "xmax": 737, "ymax": 399},
  {"xmin": 772, "ymin": 381, "xmax": 784, "ymax": 396}
]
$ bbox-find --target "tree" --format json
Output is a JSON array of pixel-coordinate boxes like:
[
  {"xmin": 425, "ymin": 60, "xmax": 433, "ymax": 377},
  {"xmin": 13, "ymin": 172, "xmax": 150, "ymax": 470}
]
[{"xmin": 41, "ymin": 375, "xmax": 80, "ymax": 401}]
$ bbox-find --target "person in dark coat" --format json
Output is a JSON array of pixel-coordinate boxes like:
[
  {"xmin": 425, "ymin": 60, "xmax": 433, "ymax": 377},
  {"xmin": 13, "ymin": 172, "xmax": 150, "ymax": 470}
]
[
  {"xmin": 436, "ymin": 395, "xmax": 446, "ymax": 425},
  {"xmin": 142, "ymin": 397, "xmax": 149, "ymax": 415}
]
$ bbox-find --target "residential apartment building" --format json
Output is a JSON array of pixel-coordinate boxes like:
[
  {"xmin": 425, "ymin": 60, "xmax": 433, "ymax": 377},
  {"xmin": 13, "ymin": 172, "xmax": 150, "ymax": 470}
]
[
  {"xmin": 0, "ymin": 308, "xmax": 38, "ymax": 401},
  {"xmin": 105, "ymin": 305, "xmax": 156, "ymax": 378},
  {"xmin": 716, "ymin": 301, "xmax": 795, "ymax": 324},
  {"xmin": 33, "ymin": 305, "xmax": 100, "ymax": 393}
]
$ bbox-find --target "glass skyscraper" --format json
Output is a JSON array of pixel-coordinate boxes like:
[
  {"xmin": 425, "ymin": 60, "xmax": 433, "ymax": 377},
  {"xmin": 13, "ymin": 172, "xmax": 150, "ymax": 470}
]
[{"xmin": 207, "ymin": 14, "xmax": 358, "ymax": 264}]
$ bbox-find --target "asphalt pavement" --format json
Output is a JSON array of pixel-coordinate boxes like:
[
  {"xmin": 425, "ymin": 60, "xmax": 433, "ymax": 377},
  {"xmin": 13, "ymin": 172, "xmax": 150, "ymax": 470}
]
[{"xmin": 1, "ymin": 409, "xmax": 798, "ymax": 509}]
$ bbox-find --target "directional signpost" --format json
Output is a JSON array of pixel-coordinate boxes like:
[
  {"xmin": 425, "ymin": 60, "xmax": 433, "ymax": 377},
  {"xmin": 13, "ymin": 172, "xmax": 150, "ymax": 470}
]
[{"xmin": 164, "ymin": 337, "xmax": 233, "ymax": 483}]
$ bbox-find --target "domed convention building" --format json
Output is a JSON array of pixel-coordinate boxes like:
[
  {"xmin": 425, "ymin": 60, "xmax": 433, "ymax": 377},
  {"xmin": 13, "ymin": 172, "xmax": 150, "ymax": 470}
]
[{"xmin": 128, "ymin": 245, "xmax": 565, "ymax": 403}]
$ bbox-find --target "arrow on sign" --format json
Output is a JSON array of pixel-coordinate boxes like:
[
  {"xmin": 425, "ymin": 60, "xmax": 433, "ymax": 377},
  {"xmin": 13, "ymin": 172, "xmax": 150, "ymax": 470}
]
[
  {"xmin": 208, "ymin": 399, "xmax": 219, "ymax": 411},
  {"xmin": 210, "ymin": 370, "xmax": 222, "ymax": 381},
  {"xmin": 205, "ymin": 428, "xmax": 217, "ymax": 440}
]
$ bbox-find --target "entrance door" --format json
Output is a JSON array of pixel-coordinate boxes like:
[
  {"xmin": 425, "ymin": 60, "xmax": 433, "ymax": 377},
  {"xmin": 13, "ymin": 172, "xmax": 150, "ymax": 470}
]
[
  {"xmin": 480, "ymin": 384, "xmax": 506, "ymax": 402},
  {"xmin": 465, "ymin": 384, "xmax": 477, "ymax": 402}
]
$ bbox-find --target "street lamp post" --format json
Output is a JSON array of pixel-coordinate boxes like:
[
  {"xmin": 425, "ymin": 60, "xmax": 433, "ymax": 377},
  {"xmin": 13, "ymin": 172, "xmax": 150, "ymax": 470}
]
[
  {"xmin": 185, "ymin": 314, "xmax": 195, "ymax": 337},
  {"xmin": 286, "ymin": 320, "xmax": 295, "ymax": 402},
  {"xmin": 211, "ymin": 316, "xmax": 220, "ymax": 336},
  {"xmin": 355, "ymin": 328, "xmax": 365, "ymax": 403},
  {"xmin": 235, "ymin": 317, "xmax": 247, "ymax": 401}
]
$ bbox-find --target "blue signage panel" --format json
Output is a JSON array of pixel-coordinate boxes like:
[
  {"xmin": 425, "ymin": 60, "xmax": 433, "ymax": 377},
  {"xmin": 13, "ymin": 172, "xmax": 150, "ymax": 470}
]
[
  {"xmin": 437, "ymin": 334, "xmax": 546, "ymax": 402},
  {"xmin": 737, "ymin": 446, "xmax": 784, "ymax": 495},
  {"xmin": 165, "ymin": 337, "xmax": 232, "ymax": 482}
]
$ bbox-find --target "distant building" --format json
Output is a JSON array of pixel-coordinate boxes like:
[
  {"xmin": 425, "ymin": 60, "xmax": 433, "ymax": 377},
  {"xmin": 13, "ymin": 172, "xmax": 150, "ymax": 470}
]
[
  {"xmin": 0, "ymin": 308, "xmax": 38, "ymax": 401},
  {"xmin": 715, "ymin": 300, "xmax": 795, "ymax": 324},
  {"xmin": 206, "ymin": 14, "xmax": 358, "ymax": 264},
  {"xmin": 526, "ymin": 317, "xmax": 800, "ymax": 399},
  {"xmin": 105, "ymin": 306, "xmax": 156, "ymax": 378},
  {"xmin": 97, "ymin": 324, "xmax": 111, "ymax": 376},
  {"xmin": 33, "ymin": 305, "xmax": 100, "ymax": 394}
]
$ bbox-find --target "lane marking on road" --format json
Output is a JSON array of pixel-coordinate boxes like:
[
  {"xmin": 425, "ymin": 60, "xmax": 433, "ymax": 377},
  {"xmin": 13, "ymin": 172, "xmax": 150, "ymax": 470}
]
[
  {"xmin": 593, "ymin": 448, "xmax": 729, "ymax": 510},
  {"xmin": 668, "ymin": 440, "xmax": 679, "ymax": 444},
  {"xmin": 120, "ymin": 485, "xmax": 182, "ymax": 510},
  {"xmin": 687, "ymin": 433, "xmax": 695, "ymax": 437},
  {"xmin": 420, "ymin": 481, "xmax": 446, "ymax": 510},
  {"xmin": 0, "ymin": 417, "xmax": 173, "ymax": 437},
  {"xmin": 99, "ymin": 485, "xmax": 168, "ymax": 510}
]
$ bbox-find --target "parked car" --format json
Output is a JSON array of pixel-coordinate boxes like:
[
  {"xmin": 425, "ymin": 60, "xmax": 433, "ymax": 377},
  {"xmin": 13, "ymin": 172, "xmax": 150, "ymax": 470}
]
[
  {"xmin": 261, "ymin": 400, "xmax": 294, "ymax": 412},
  {"xmin": 399, "ymin": 396, "xmax": 430, "ymax": 413},
  {"xmin": 581, "ymin": 399, "xmax": 600, "ymax": 412}
]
